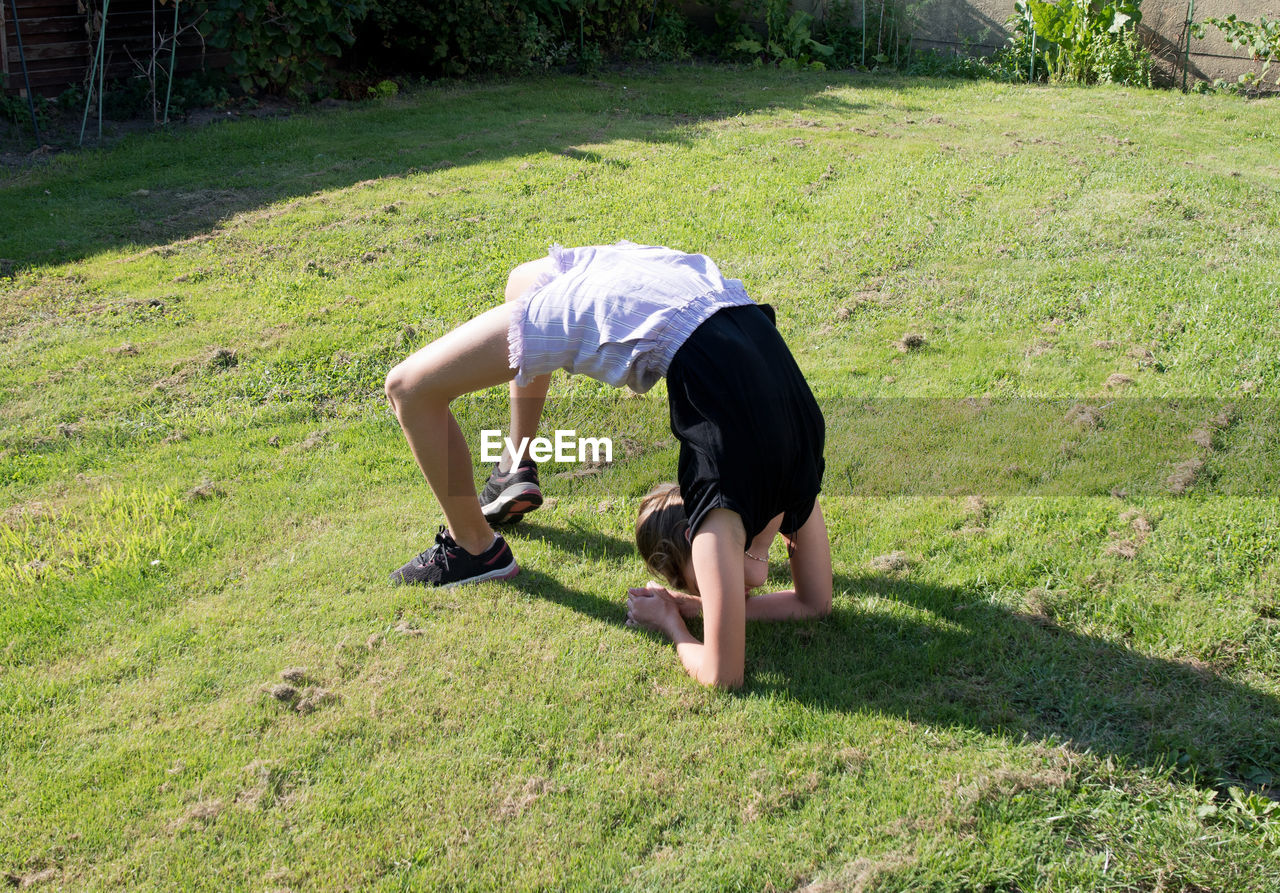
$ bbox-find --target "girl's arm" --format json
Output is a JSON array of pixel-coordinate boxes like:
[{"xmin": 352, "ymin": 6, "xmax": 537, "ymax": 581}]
[
  {"xmin": 740, "ymin": 500, "xmax": 832, "ymax": 621},
  {"xmin": 646, "ymin": 501, "xmax": 832, "ymax": 623},
  {"xmin": 627, "ymin": 508, "xmax": 747, "ymax": 689}
]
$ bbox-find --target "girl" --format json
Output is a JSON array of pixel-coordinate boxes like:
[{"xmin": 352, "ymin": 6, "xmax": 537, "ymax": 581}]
[{"xmin": 384, "ymin": 241, "xmax": 831, "ymax": 688}]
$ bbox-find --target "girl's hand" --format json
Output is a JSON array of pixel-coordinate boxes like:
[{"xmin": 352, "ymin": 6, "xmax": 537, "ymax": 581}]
[
  {"xmin": 638, "ymin": 580, "xmax": 703, "ymax": 620},
  {"xmin": 625, "ymin": 586, "xmax": 680, "ymax": 635}
]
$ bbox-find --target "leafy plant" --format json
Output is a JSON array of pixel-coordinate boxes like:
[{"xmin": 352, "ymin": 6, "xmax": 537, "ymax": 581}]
[
  {"xmin": 354, "ymin": 0, "xmax": 675, "ymax": 77},
  {"xmin": 0, "ymin": 80, "xmax": 57, "ymax": 131},
  {"xmin": 1196, "ymin": 785, "xmax": 1280, "ymax": 833},
  {"xmin": 1192, "ymin": 15, "xmax": 1280, "ymax": 95},
  {"xmin": 817, "ymin": 0, "xmax": 910, "ymax": 71},
  {"xmin": 1016, "ymin": 0, "xmax": 1151, "ymax": 86},
  {"xmin": 198, "ymin": 0, "xmax": 370, "ymax": 98},
  {"xmin": 368, "ymin": 78, "xmax": 398, "ymax": 100},
  {"xmin": 733, "ymin": 0, "xmax": 834, "ymax": 70},
  {"xmin": 907, "ymin": 48, "xmax": 1003, "ymax": 81}
]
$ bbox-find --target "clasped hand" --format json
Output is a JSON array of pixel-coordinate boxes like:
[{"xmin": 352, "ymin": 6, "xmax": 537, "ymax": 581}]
[{"xmin": 626, "ymin": 579, "xmax": 708, "ymax": 631}]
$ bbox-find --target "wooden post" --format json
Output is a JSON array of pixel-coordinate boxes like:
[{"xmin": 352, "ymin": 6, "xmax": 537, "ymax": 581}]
[{"xmin": 1, "ymin": 0, "xmax": 10, "ymax": 87}]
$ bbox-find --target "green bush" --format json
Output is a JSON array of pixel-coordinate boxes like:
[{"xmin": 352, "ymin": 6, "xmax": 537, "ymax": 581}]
[
  {"xmin": 907, "ymin": 49, "xmax": 1004, "ymax": 81},
  {"xmin": 197, "ymin": 0, "xmax": 369, "ymax": 97},
  {"xmin": 352, "ymin": 0, "xmax": 684, "ymax": 78},
  {"xmin": 356, "ymin": 0, "xmax": 545, "ymax": 76}
]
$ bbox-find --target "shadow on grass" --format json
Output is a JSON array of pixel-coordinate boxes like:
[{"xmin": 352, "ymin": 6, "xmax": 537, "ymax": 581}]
[
  {"xmin": 749, "ymin": 570, "xmax": 1280, "ymax": 789},
  {"xmin": 1, "ymin": 68, "xmax": 965, "ymax": 267},
  {"xmin": 510, "ymin": 522, "xmax": 1280, "ymax": 788},
  {"xmin": 506, "ymin": 520, "xmax": 635, "ymax": 627}
]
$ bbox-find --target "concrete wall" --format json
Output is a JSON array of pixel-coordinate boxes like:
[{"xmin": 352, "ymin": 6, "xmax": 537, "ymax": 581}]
[
  {"xmin": 691, "ymin": 1, "xmax": 1280, "ymax": 90},
  {"xmin": 879, "ymin": 0, "xmax": 1280, "ymax": 88}
]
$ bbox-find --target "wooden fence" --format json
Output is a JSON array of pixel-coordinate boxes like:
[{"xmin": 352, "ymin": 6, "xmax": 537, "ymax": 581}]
[{"xmin": 2, "ymin": 0, "xmax": 211, "ymax": 98}]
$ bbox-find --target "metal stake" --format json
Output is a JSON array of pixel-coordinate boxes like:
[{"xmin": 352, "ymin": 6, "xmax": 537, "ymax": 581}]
[
  {"xmin": 1182, "ymin": 0, "xmax": 1196, "ymax": 92},
  {"xmin": 7, "ymin": 0, "xmax": 42, "ymax": 146}
]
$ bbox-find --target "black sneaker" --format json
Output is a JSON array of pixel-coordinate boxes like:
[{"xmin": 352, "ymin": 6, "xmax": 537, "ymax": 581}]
[
  {"xmin": 390, "ymin": 526, "xmax": 519, "ymax": 588},
  {"xmin": 479, "ymin": 461, "xmax": 543, "ymax": 525}
]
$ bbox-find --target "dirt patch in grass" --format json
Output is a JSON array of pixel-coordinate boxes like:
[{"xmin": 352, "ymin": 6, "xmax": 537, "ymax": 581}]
[
  {"xmin": 796, "ymin": 851, "xmax": 915, "ymax": 893},
  {"xmin": 1127, "ymin": 345, "xmax": 1156, "ymax": 366},
  {"xmin": 969, "ymin": 765, "xmax": 1070, "ymax": 801},
  {"xmin": 1104, "ymin": 510, "xmax": 1153, "ymax": 559},
  {"xmin": 1103, "ymin": 539, "xmax": 1139, "ymax": 559},
  {"xmin": 153, "ymin": 349, "xmax": 227, "ymax": 392},
  {"xmin": 1207, "ymin": 406, "xmax": 1235, "ymax": 429},
  {"xmin": 169, "ymin": 798, "xmax": 224, "ymax": 833},
  {"xmin": 744, "ymin": 769, "xmax": 822, "ymax": 821},
  {"xmin": 206, "ymin": 347, "xmax": 238, "ymax": 370},
  {"xmin": 954, "ymin": 496, "xmax": 989, "ymax": 536},
  {"xmin": 1, "ymin": 500, "xmax": 57, "ymax": 527},
  {"xmin": 186, "ymin": 479, "xmax": 224, "ymax": 502},
  {"xmin": 869, "ymin": 551, "xmax": 909, "ymax": 573},
  {"xmin": 266, "ymin": 683, "xmax": 298, "ymax": 703},
  {"xmin": 1021, "ymin": 587, "xmax": 1058, "ymax": 627},
  {"xmin": 1104, "ymin": 372, "xmax": 1134, "ymax": 390},
  {"xmin": 495, "ymin": 776, "xmax": 562, "ymax": 820},
  {"xmin": 4, "ymin": 867, "xmax": 60, "ymax": 889},
  {"xmin": 1166, "ymin": 458, "xmax": 1204, "ymax": 495},
  {"xmin": 1064, "ymin": 403, "xmax": 1102, "ymax": 430},
  {"xmin": 234, "ymin": 761, "xmax": 294, "ymax": 811},
  {"xmin": 294, "ymin": 686, "xmax": 334, "ymax": 714},
  {"xmin": 261, "ymin": 678, "xmax": 334, "ymax": 714},
  {"xmin": 894, "ymin": 332, "xmax": 926, "ymax": 352},
  {"xmin": 1189, "ymin": 427, "xmax": 1215, "ymax": 449},
  {"xmin": 1189, "ymin": 404, "xmax": 1235, "ymax": 451},
  {"xmin": 288, "ymin": 430, "xmax": 328, "ymax": 453}
]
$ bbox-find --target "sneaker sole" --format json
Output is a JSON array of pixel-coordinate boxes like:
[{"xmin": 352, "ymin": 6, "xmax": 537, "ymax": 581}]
[
  {"xmin": 436, "ymin": 559, "xmax": 520, "ymax": 590},
  {"xmin": 481, "ymin": 484, "xmax": 543, "ymax": 525}
]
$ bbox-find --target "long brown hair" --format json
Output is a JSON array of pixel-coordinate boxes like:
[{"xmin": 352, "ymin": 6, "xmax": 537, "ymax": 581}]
[{"xmin": 634, "ymin": 482, "xmax": 692, "ymax": 592}]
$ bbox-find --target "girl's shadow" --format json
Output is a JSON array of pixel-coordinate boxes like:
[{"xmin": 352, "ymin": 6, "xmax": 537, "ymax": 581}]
[
  {"xmin": 509, "ymin": 523, "xmax": 1280, "ymax": 791},
  {"xmin": 750, "ymin": 571, "xmax": 1280, "ymax": 791}
]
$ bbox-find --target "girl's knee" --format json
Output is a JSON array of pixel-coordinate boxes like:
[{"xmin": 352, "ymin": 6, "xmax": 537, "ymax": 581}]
[
  {"xmin": 505, "ymin": 257, "xmax": 553, "ymax": 303},
  {"xmin": 384, "ymin": 363, "xmax": 413, "ymax": 408},
  {"xmin": 384, "ymin": 360, "xmax": 438, "ymax": 410}
]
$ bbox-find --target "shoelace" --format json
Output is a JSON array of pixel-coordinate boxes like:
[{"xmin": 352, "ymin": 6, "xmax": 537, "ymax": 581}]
[{"xmin": 418, "ymin": 526, "xmax": 458, "ymax": 572}]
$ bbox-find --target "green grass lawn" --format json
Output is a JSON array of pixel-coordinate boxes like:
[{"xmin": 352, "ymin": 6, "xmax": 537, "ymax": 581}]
[{"xmin": 2, "ymin": 66, "xmax": 1279, "ymax": 890}]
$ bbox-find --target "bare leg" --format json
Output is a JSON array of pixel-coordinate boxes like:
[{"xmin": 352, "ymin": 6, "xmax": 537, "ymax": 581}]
[
  {"xmin": 500, "ymin": 258, "xmax": 554, "ymax": 472},
  {"xmin": 385, "ymin": 304, "xmax": 515, "ymax": 556}
]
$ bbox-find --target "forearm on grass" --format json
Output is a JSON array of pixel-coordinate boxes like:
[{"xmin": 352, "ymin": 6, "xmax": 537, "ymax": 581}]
[
  {"xmin": 684, "ymin": 509, "xmax": 747, "ymax": 688},
  {"xmin": 673, "ymin": 587, "xmax": 829, "ymax": 622},
  {"xmin": 744, "ymin": 589, "xmax": 828, "ymax": 621},
  {"xmin": 659, "ymin": 613, "xmax": 712, "ymax": 681}
]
